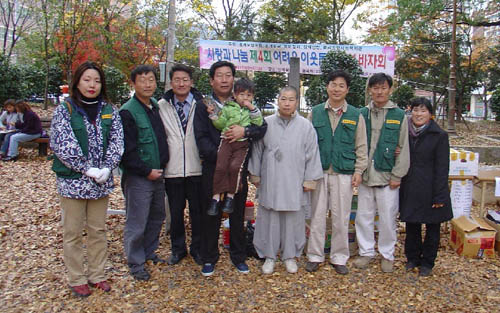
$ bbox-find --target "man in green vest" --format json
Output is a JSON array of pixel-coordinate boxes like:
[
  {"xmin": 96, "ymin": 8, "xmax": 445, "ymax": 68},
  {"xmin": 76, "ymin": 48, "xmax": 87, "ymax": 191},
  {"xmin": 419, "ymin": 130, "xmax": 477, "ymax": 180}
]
[
  {"xmin": 120, "ymin": 65, "xmax": 169, "ymax": 281},
  {"xmin": 305, "ymin": 70, "xmax": 368, "ymax": 274},
  {"xmin": 353, "ymin": 73, "xmax": 410, "ymax": 273}
]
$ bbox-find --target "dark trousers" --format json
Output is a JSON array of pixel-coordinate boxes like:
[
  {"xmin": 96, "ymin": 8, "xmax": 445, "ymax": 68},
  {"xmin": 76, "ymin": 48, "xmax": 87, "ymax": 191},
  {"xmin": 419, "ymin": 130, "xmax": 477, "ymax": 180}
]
[
  {"xmin": 123, "ymin": 174, "xmax": 166, "ymax": 273},
  {"xmin": 165, "ymin": 176, "xmax": 202, "ymax": 257},
  {"xmin": 201, "ymin": 162, "xmax": 247, "ymax": 265},
  {"xmin": 213, "ymin": 139, "xmax": 249, "ymax": 195},
  {"xmin": 405, "ymin": 222, "xmax": 441, "ymax": 269}
]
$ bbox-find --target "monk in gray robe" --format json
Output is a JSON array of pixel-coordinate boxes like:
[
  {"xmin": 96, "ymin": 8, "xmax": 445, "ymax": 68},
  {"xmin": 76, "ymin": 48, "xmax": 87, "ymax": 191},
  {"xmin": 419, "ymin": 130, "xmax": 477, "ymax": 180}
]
[{"xmin": 249, "ymin": 86, "xmax": 323, "ymax": 275}]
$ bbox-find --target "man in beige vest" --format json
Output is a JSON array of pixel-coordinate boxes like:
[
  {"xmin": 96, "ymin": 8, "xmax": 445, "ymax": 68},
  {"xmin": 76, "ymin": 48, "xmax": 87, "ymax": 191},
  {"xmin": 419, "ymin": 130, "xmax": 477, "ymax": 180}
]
[{"xmin": 158, "ymin": 64, "xmax": 204, "ymax": 266}]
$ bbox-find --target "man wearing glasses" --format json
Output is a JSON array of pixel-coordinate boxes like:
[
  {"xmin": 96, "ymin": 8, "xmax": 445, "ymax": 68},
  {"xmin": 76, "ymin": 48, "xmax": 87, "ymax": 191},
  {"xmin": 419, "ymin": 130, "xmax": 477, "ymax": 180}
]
[{"xmin": 158, "ymin": 64, "xmax": 205, "ymax": 266}]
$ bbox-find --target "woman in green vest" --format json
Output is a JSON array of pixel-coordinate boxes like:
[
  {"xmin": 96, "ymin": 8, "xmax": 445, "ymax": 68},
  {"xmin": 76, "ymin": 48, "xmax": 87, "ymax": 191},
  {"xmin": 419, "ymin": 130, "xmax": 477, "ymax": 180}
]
[{"xmin": 50, "ymin": 61, "xmax": 124, "ymax": 297}]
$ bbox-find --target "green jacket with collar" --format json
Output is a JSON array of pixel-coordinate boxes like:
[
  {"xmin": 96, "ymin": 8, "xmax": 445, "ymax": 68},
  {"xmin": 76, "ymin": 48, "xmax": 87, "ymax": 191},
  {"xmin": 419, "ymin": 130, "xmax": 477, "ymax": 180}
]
[
  {"xmin": 120, "ymin": 96, "xmax": 161, "ymax": 174},
  {"xmin": 312, "ymin": 103, "xmax": 360, "ymax": 174}
]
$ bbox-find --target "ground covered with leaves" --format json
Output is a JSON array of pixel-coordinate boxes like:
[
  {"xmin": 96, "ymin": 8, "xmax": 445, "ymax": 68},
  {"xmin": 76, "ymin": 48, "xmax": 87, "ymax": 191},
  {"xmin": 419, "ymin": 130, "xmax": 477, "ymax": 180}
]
[
  {"xmin": 0, "ymin": 151, "xmax": 499, "ymax": 312},
  {"xmin": 0, "ymin": 107, "xmax": 499, "ymax": 312}
]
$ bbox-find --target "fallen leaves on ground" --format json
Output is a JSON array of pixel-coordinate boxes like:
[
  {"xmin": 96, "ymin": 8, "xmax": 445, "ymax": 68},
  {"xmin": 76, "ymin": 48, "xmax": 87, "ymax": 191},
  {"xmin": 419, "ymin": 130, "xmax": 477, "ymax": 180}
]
[{"xmin": 1, "ymin": 148, "xmax": 500, "ymax": 313}]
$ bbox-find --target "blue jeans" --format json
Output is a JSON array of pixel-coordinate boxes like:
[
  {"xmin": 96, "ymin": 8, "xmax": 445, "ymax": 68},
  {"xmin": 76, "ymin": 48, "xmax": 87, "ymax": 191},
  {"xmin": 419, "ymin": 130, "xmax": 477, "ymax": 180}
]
[
  {"xmin": 5, "ymin": 132, "xmax": 41, "ymax": 157},
  {"xmin": 0, "ymin": 132, "xmax": 14, "ymax": 155}
]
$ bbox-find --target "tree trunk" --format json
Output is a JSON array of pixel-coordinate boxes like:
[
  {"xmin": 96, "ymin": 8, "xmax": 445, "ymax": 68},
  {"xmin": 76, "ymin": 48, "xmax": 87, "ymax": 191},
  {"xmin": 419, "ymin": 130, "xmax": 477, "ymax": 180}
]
[
  {"xmin": 483, "ymin": 84, "xmax": 489, "ymax": 120},
  {"xmin": 165, "ymin": 0, "xmax": 176, "ymax": 90}
]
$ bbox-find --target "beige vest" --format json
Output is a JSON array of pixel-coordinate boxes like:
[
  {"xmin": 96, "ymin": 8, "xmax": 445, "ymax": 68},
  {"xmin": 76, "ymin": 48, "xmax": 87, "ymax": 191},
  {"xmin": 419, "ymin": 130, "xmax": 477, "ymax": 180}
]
[{"xmin": 158, "ymin": 97, "xmax": 202, "ymax": 178}]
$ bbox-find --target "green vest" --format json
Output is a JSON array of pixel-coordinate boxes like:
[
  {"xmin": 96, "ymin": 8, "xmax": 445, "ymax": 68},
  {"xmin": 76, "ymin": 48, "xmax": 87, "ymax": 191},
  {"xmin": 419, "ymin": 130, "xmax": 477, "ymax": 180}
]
[
  {"xmin": 312, "ymin": 103, "xmax": 360, "ymax": 174},
  {"xmin": 52, "ymin": 101, "xmax": 113, "ymax": 179},
  {"xmin": 120, "ymin": 97, "xmax": 161, "ymax": 175},
  {"xmin": 360, "ymin": 106, "xmax": 405, "ymax": 172}
]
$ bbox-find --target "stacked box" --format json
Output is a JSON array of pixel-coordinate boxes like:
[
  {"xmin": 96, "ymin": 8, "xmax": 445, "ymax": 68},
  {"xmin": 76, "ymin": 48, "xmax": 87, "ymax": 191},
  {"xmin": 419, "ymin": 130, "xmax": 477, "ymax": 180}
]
[
  {"xmin": 449, "ymin": 149, "xmax": 479, "ymax": 176},
  {"xmin": 484, "ymin": 217, "xmax": 500, "ymax": 254}
]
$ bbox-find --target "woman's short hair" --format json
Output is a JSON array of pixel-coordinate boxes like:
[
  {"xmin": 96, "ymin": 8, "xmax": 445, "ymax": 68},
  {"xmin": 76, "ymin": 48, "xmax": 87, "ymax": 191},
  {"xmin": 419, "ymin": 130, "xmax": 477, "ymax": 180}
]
[
  {"xmin": 3, "ymin": 99, "xmax": 15, "ymax": 109},
  {"xmin": 278, "ymin": 86, "xmax": 299, "ymax": 100},
  {"xmin": 410, "ymin": 97, "xmax": 433, "ymax": 115},
  {"xmin": 70, "ymin": 61, "xmax": 108, "ymax": 105}
]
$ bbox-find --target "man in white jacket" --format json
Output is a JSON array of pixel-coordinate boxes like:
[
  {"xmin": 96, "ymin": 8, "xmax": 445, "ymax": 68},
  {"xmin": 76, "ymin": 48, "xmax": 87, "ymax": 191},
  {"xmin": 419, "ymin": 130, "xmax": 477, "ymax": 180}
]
[{"xmin": 158, "ymin": 64, "xmax": 204, "ymax": 266}]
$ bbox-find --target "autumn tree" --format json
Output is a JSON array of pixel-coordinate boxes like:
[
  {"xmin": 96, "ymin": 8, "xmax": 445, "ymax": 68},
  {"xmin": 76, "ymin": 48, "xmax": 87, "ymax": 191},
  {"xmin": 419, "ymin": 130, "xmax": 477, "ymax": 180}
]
[
  {"xmin": 490, "ymin": 87, "xmax": 500, "ymax": 121},
  {"xmin": 258, "ymin": 0, "xmax": 367, "ymax": 44},
  {"xmin": 54, "ymin": 0, "xmax": 101, "ymax": 82},
  {"xmin": 253, "ymin": 72, "xmax": 286, "ymax": 108},
  {"xmin": 363, "ymin": 0, "xmax": 497, "ymax": 123},
  {"xmin": 0, "ymin": 0, "xmax": 36, "ymax": 61},
  {"xmin": 391, "ymin": 84, "xmax": 415, "ymax": 109},
  {"xmin": 189, "ymin": 0, "xmax": 258, "ymax": 40}
]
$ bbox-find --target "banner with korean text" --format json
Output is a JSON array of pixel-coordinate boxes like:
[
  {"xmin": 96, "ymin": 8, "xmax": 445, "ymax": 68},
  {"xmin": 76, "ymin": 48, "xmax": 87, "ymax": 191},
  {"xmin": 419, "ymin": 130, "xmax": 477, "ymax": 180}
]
[{"xmin": 199, "ymin": 40, "xmax": 395, "ymax": 77}]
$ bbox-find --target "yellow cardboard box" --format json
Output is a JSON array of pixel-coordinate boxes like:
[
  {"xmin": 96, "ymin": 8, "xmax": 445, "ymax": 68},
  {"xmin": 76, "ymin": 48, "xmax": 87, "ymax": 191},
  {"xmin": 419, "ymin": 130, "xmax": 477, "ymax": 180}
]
[
  {"xmin": 449, "ymin": 149, "xmax": 479, "ymax": 176},
  {"xmin": 450, "ymin": 216, "xmax": 496, "ymax": 258},
  {"xmin": 484, "ymin": 217, "xmax": 500, "ymax": 253}
]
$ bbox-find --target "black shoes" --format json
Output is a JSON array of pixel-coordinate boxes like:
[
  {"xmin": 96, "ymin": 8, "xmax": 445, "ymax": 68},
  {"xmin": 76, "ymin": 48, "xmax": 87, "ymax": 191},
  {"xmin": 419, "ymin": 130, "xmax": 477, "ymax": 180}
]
[
  {"xmin": 405, "ymin": 261, "xmax": 419, "ymax": 271},
  {"xmin": 207, "ymin": 199, "xmax": 219, "ymax": 216},
  {"xmin": 131, "ymin": 269, "xmax": 151, "ymax": 281},
  {"xmin": 333, "ymin": 264, "xmax": 349, "ymax": 275},
  {"xmin": 167, "ymin": 252, "xmax": 187, "ymax": 265},
  {"xmin": 419, "ymin": 266, "xmax": 432, "ymax": 277},
  {"xmin": 2, "ymin": 155, "xmax": 18, "ymax": 162},
  {"xmin": 305, "ymin": 262, "xmax": 319, "ymax": 272},
  {"xmin": 148, "ymin": 255, "xmax": 166, "ymax": 265},
  {"xmin": 208, "ymin": 196, "xmax": 234, "ymax": 216},
  {"xmin": 221, "ymin": 197, "xmax": 234, "ymax": 214}
]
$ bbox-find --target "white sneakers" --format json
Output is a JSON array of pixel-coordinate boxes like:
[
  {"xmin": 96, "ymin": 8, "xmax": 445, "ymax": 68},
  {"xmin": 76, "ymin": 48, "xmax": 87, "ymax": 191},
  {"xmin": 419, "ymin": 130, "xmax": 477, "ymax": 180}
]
[
  {"xmin": 262, "ymin": 258, "xmax": 298, "ymax": 274},
  {"xmin": 284, "ymin": 259, "xmax": 298, "ymax": 274},
  {"xmin": 262, "ymin": 258, "xmax": 275, "ymax": 274}
]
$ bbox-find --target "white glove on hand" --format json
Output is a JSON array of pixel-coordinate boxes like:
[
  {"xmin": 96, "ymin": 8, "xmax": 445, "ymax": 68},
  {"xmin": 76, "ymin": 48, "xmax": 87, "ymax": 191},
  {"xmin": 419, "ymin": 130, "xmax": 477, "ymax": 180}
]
[
  {"xmin": 95, "ymin": 168, "xmax": 111, "ymax": 184},
  {"xmin": 85, "ymin": 167, "xmax": 101, "ymax": 179}
]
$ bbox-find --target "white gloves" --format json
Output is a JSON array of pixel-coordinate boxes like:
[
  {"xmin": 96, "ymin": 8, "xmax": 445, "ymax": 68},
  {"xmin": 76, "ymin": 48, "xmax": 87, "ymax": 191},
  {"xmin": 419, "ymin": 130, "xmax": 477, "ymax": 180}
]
[
  {"xmin": 84, "ymin": 167, "xmax": 111, "ymax": 184},
  {"xmin": 95, "ymin": 168, "xmax": 111, "ymax": 184},
  {"xmin": 85, "ymin": 167, "xmax": 101, "ymax": 179}
]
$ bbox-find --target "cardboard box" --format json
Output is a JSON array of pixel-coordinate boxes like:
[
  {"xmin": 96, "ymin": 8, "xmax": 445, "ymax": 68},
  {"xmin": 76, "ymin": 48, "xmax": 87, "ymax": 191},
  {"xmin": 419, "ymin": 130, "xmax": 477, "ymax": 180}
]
[
  {"xmin": 450, "ymin": 216, "xmax": 496, "ymax": 258},
  {"xmin": 484, "ymin": 217, "xmax": 500, "ymax": 253},
  {"xmin": 449, "ymin": 149, "xmax": 479, "ymax": 176}
]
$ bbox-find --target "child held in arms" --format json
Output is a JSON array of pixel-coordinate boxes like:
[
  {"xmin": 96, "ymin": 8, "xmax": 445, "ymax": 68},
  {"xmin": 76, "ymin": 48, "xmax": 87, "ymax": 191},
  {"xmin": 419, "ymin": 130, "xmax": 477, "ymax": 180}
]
[{"xmin": 207, "ymin": 78, "xmax": 263, "ymax": 216}]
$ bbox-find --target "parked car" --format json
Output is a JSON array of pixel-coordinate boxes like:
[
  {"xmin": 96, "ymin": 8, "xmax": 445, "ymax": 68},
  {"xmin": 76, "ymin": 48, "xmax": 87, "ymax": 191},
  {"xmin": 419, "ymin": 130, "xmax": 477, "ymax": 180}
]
[
  {"xmin": 27, "ymin": 94, "xmax": 62, "ymax": 104},
  {"xmin": 261, "ymin": 103, "xmax": 277, "ymax": 114}
]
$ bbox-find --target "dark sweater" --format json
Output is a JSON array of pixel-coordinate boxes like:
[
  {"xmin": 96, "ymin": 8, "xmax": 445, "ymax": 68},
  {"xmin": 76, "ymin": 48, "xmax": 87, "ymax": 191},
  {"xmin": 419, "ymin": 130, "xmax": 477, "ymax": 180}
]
[{"xmin": 16, "ymin": 110, "xmax": 42, "ymax": 135}]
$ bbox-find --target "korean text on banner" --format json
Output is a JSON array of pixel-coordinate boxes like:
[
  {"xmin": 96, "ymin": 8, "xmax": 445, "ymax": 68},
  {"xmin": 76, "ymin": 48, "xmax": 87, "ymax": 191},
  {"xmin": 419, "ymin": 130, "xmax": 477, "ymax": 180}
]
[{"xmin": 199, "ymin": 40, "xmax": 395, "ymax": 77}]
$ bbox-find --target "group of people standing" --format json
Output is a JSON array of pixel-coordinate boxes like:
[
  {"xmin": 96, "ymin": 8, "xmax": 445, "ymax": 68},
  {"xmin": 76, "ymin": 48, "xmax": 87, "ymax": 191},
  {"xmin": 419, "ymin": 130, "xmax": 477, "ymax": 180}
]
[
  {"xmin": 304, "ymin": 71, "xmax": 452, "ymax": 278},
  {"xmin": 48, "ymin": 59, "xmax": 452, "ymax": 298}
]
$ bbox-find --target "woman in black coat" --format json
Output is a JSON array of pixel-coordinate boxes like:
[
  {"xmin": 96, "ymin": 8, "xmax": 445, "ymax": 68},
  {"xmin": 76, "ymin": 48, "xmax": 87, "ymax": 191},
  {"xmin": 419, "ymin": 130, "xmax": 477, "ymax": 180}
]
[{"xmin": 399, "ymin": 97, "xmax": 452, "ymax": 277}]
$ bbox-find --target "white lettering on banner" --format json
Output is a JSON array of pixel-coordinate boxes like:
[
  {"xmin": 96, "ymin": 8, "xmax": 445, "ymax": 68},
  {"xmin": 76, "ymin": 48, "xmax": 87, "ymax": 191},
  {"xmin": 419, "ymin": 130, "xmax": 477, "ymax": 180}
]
[{"xmin": 199, "ymin": 40, "xmax": 396, "ymax": 77}]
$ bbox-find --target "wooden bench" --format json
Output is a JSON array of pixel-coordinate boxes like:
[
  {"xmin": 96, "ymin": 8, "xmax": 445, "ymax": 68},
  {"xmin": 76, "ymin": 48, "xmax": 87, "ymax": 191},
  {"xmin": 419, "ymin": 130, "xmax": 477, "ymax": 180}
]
[
  {"xmin": 33, "ymin": 137, "xmax": 49, "ymax": 156},
  {"xmin": 20, "ymin": 117, "xmax": 51, "ymax": 156},
  {"xmin": 35, "ymin": 118, "xmax": 51, "ymax": 156}
]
